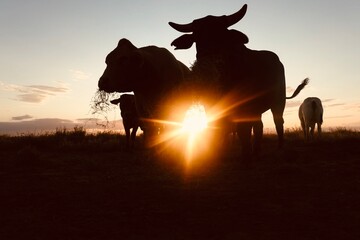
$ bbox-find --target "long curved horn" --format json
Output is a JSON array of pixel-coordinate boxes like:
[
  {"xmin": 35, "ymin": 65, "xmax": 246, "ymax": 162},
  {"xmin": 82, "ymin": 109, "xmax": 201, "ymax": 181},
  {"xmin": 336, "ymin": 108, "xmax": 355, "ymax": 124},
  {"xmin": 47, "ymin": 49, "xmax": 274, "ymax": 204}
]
[
  {"xmin": 226, "ymin": 4, "xmax": 247, "ymax": 27},
  {"xmin": 168, "ymin": 21, "xmax": 193, "ymax": 33}
]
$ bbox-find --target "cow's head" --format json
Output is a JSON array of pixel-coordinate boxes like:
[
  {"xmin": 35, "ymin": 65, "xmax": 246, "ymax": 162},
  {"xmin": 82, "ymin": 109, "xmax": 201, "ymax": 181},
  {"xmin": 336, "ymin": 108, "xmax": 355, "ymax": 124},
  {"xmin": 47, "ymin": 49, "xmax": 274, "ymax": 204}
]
[
  {"xmin": 98, "ymin": 38, "xmax": 145, "ymax": 93},
  {"xmin": 169, "ymin": 4, "xmax": 249, "ymax": 58}
]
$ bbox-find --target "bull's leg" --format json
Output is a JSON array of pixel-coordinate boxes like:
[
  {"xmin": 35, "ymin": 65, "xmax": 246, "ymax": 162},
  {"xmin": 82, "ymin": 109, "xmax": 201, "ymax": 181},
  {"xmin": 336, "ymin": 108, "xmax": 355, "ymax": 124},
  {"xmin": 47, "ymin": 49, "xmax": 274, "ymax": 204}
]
[
  {"xmin": 253, "ymin": 119, "xmax": 263, "ymax": 155},
  {"xmin": 318, "ymin": 123, "xmax": 322, "ymax": 138},
  {"xmin": 237, "ymin": 122, "xmax": 252, "ymax": 163},
  {"xmin": 305, "ymin": 124, "xmax": 310, "ymax": 141},
  {"xmin": 310, "ymin": 123, "xmax": 315, "ymax": 140},
  {"xmin": 271, "ymin": 110, "xmax": 285, "ymax": 148},
  {"xmin": 301, "ymin": 121, "xmax": 306, "ymax": 140},
  {"xmin": 124, "ymin": 127, "xmax": 131, "ymax": 149},
  {"xmin": 130, "ymin": 126, "xmax": 139, "ymax": 148}
]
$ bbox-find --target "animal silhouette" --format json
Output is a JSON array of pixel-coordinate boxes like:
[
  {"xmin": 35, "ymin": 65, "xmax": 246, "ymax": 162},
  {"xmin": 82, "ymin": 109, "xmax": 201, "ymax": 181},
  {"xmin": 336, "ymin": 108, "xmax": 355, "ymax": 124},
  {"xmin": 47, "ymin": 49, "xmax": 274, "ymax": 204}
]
[
  {"xmin": 299, "ymin": 97, "xmax": 324, "ymax": 141},
  {"xmin": 110, "ymin": 94, "xmax": 139, "ymax": 149},
  {"xmin": 169, "ymin": 4, "xmax": 307, "ymax": 160},
  {"xmin": 98, "ymin": 38, "xmax": 191, "ymax": 146}
]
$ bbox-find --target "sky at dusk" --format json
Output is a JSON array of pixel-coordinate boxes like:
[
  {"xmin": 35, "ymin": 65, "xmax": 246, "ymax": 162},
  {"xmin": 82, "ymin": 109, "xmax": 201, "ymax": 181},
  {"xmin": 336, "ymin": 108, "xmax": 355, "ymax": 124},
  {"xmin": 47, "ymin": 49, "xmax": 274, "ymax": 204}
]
[{"xmin": 1, "ymin": 0, "xmax": 359, "ymax": 135}]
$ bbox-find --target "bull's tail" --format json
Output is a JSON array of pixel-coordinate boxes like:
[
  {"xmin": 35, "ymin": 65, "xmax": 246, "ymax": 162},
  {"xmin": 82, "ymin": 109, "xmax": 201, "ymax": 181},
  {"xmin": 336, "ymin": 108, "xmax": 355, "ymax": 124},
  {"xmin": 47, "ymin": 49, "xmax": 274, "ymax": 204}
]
[
  {"xmin": 311, "ymin": 100, "xmax": 317, "ymax": 122},
  {"xmin": 286, "ymin": 78, "xmax": 309, "ymax": 99},
  {"xmin": 311, "ymin": 100, "xmax": 317, "ymax": 111}
]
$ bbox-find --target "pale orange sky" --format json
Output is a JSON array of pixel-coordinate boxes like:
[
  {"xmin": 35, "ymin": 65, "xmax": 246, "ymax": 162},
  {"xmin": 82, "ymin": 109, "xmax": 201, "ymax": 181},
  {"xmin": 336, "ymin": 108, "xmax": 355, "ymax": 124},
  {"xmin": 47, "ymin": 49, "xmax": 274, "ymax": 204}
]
[{"xmin": 0, "ymin": 0, "xmax": 359, "ymax": 135}]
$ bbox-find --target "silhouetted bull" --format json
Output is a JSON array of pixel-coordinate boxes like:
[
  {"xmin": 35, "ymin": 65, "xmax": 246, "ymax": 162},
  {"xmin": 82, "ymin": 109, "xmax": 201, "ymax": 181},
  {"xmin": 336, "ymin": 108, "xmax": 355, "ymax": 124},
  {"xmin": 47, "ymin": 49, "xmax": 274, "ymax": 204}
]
[
  {"xmin": 299, "ymin": 97, "xmax": 323, "ymax": 141},
  {"xmin": 169, "ymin": 4, "xmax": 307, "ymax": 159},
  {"xmin": 98, "ymin": 38, "xmax": 191, "ymax": 146},
  {"xmin": 110, "ymin": 94, "xmax": 139, "ymax": 149}
]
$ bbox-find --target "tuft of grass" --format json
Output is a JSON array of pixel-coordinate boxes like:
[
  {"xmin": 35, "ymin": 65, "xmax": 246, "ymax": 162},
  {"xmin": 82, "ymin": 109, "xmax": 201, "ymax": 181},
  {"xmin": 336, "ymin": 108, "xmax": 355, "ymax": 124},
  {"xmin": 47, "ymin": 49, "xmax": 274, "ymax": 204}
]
[
  {"xmin": 285, "ymin": 127, "xmax": 304, "ymax": 141},
  {"xmin": 89, "ymin": 89, "xmax": 119, "ymax": 128},
  {"xmin": 54, "ymin": 126, "xmax": 86, "ymax": 142},
  {"xmin": 0, "ymin": 127, "xmax": 358, "ymax": 154},
  {"xmin": 326, "ymin": 127, "xmax": 360, "ymax": 138},
  {"xmin": 0, "ymin": 127, "xmax": 123, "ymax": 153}
]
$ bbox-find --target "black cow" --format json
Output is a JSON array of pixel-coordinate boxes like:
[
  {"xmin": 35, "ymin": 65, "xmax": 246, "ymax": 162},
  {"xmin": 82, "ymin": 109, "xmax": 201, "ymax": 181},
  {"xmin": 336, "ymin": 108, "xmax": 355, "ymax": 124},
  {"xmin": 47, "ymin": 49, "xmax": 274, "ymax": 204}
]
[
  {"xmin": 169, "ymin": 4, "xmax": 307, "ymax": 159},
  {"xmin": 98, "ymin": 38, "xmax": 191, "ymax": 146},
  {"xmin": 110, "ymin": 94, "xmax": 139, "ymax": 149}
]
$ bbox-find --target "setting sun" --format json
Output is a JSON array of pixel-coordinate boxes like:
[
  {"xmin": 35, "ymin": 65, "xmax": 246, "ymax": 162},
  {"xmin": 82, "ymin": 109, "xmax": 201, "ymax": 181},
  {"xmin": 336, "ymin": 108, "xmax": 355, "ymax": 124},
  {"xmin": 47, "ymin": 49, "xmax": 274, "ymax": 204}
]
[{"xmin": 182, "ymin": 103, "xmax": 208, "ymax": 134}]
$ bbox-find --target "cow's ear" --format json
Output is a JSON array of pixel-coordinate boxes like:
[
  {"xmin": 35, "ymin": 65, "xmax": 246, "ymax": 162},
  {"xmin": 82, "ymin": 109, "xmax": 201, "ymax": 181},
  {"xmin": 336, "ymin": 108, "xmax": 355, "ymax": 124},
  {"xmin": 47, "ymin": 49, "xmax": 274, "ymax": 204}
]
[
  {"xmin": 171, "ymin": 34, "xmax": 194, "ymax": 50},
  {"xmin": 110, "ymin": 98, "xmax": 121, "ymax": 105},
  {"xmin": 228, "ymin": 30, "xmax": 249, "ymax": 44}
]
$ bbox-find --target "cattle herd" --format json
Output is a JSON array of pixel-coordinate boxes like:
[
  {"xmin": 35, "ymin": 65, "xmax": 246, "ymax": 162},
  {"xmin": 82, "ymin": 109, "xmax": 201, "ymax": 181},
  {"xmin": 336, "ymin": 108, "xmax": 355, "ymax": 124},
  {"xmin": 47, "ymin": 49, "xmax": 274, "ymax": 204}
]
[{"xmin": 97, "ymin": 4, "xmax": 324, "ymax": 161}]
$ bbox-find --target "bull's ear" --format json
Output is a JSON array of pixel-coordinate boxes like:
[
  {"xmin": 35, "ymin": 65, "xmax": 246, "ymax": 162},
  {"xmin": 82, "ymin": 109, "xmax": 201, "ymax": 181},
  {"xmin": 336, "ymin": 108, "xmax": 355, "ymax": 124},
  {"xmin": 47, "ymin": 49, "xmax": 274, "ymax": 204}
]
[
  {"xmin": 228, "ymin": 30, "xmax": 249, "ymax": 44},
  {"xmin": 171, "ymin": 34, "xmax": 194, "ymax": 50}
]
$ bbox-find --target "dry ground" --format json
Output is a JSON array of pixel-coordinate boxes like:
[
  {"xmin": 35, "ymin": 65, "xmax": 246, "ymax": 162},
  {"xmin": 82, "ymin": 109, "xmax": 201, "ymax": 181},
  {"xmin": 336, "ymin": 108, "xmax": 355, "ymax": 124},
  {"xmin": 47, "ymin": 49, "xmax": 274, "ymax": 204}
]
[{"xmin": 0, "ymin": 130, "xmax": 359, "ymax": 240}]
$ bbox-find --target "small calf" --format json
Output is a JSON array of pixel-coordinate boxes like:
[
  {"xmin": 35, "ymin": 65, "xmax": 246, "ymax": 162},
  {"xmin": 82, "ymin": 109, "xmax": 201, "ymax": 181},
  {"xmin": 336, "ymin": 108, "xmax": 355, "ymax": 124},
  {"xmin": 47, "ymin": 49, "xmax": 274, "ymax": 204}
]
[
  {"xmin": 111, "ymin": 94, "xmax": 139, "ymax": 148},
  {"xmin": 298, "ymin": 97, "xmax": 324, "ymax": 141}
]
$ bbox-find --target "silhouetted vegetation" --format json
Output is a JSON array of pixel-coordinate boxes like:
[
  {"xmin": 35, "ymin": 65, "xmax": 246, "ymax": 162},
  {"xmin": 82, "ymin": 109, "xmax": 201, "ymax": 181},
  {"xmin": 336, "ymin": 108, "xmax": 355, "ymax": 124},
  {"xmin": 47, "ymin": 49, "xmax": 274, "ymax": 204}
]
[
  {"xmin": 1, "ymin": 128, "xmax": 359, "ymax": 239},
  {"xmin": 1, "ymin": 127, "xmax": 357, "ymax": 152}
]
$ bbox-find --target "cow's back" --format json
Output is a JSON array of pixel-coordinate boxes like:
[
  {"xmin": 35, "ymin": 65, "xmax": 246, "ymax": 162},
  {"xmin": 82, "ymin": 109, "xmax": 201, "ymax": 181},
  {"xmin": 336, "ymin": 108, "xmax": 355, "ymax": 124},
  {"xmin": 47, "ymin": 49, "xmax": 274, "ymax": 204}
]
[
  {"xmin": 300, "ymin": 97, "xmax": 323, "ymax": 124},
  {"xmin": 226, "ymin": 49, "xmax": 286, "ymax": 116}
]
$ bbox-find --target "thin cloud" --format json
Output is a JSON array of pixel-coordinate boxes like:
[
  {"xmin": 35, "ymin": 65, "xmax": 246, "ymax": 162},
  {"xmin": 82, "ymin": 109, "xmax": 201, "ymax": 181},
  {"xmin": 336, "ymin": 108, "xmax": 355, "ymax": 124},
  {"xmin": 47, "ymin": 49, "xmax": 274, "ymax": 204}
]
[
  {"xmin": 70, "ymin": 69, "xmax": 91, "ymax": 81},
  {"xmin": 28, "ymin": 85, "xmax": 68, "ymax": 93},
  {"xmin": 327, "ymin": 103, "xmax": 346, "ymax": 107},
  {"xmin": 0, "ymin": 81, "xmax": 28, "ymax": 93},
  {"xmin": 343, "ymin": 103, "xmax": 360, "ymax": 111},
  {"xmin": 0, "ymin": 81, "xmax": 69, "ymax": 103},
  {"xmin": 322, "ymin": 98, "xmax": 335, "ymax": 103},
  {"xmin": 12, "ymin": 114, "xmax": 33, "ymax": 121},
  {"xmin": 326, "ymin": 115, "xmax": 353, "ymax": 119},
  {"xmin": 16, "ymin": 93, "xmax": 47, "ymax": 103},
  {"xmin": 285, "ymin": 100, "xmax": 303, "ymax": 108},
  {"xmin": 76, "ymin": 118, "xmax": 102, "ymax": 122}
]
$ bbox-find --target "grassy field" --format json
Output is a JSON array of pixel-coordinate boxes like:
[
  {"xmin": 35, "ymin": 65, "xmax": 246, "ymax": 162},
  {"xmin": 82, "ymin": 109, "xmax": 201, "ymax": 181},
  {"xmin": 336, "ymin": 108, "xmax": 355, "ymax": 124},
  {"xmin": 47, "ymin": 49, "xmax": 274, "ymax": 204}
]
[{"xmin": 1, "ymin": 128, "xmax": 360, "ymax": 240}]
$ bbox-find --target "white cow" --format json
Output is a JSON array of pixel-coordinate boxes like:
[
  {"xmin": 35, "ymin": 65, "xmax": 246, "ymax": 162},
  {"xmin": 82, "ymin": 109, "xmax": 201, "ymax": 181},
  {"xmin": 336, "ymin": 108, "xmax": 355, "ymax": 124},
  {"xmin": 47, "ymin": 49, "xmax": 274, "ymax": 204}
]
[{"xmin": 298, "ymin": 97, "xmax": 324, "ymax": 140}]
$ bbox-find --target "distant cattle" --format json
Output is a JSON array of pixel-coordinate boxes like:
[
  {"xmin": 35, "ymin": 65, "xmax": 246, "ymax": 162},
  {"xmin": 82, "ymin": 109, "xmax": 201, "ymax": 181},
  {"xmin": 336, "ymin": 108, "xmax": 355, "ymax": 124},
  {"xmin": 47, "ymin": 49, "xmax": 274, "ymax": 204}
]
[
  {"xmin": 111, "ymin": 94, "xmax": 139, "ymax": 149},
  {"xmin": 169, "ymin": 4, "xmax": 308, "ymax": 159},
  {"xmin": 298, "ymin": 97, "xmax": 323, "ymax": 141},
  {"xmin": 98, "ymin": 38, "xmax": 191, "ymax": 147}
]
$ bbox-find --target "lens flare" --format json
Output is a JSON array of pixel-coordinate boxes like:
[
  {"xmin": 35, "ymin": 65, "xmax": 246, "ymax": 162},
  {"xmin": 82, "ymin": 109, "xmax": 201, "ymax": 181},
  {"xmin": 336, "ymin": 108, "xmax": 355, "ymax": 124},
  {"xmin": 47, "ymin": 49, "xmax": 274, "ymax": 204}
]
[
  {"xmin": 182, "ymin": 103, "xmax": 208, "ymax": 134},
  {"xmin": 180, "ymin": 103, "xmax": 208, "ymax": 165}
]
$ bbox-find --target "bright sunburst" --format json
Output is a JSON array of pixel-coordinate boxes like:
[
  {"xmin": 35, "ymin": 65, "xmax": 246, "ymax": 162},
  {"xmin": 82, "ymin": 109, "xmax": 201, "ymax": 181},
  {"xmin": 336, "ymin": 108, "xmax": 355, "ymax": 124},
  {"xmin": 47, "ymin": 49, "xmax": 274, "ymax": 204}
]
[
  {"xmin": 182, "ymin": 103, "xmax": 208, "ymax": 134},
  {"xmin": 181, "ymin": 103, "xmax": 208, "ymax": 165},
  {"xmin": 138, "ymin": 103, "xmax": 210, "ymax": 165}
]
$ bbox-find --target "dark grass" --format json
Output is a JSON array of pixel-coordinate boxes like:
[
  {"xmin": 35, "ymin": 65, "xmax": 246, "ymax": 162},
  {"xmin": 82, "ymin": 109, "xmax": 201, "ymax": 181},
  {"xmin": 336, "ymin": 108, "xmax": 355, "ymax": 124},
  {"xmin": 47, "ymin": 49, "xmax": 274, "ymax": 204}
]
[{"xmin": 0, "ymin": 128, "xmax": 359, "ymax": 240}]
